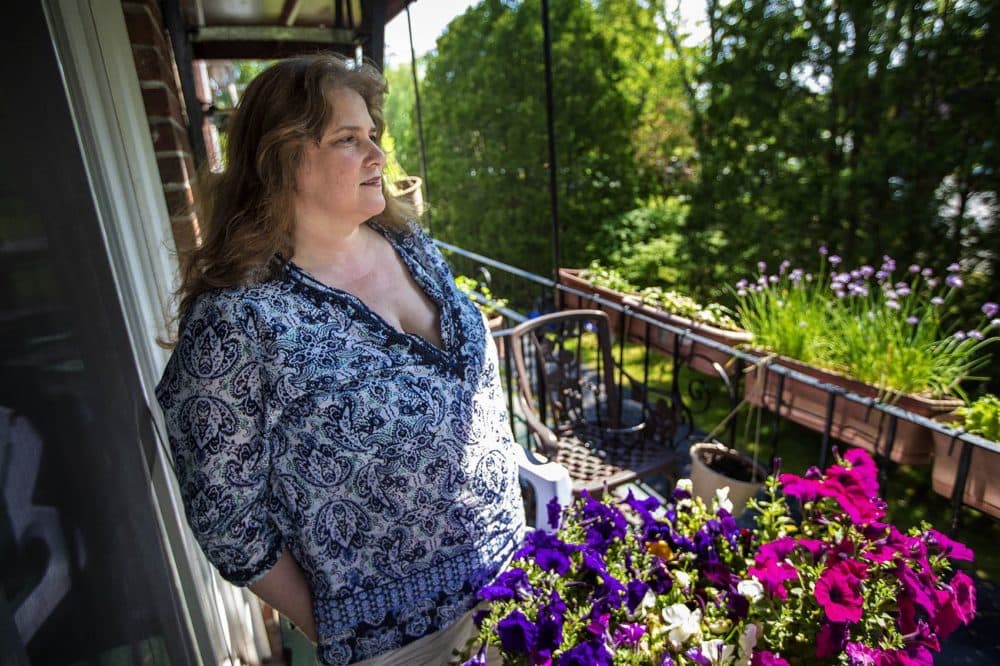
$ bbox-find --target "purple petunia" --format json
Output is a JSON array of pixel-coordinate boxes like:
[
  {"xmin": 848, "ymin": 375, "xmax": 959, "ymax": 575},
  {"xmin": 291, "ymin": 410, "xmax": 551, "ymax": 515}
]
[
  {"xmin": 613, "ymin": 622, "xmax": 646, "ymax": 648},
  {"xmin": 558, "ymin": 639, "xmax": 612, "ymax": 666},
  {"xmin": 816, "ymin": 621, "xmax": 849, "ymax": 658},
  {"xmin": 546, "ymin": 497, "xmax": 563, "ymax": 530},
  {"xmin": 496, "ymin": 610, "xmax": 537, "ymax": 654},
  {"xmin": 752, "ymin": 652, "xmax": 791, "ymax": 666}
]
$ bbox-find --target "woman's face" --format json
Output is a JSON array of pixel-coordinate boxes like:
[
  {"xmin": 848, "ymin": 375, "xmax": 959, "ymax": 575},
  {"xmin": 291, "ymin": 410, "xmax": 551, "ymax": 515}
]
[{"xmin": 293, "ymin": 87, "xmax": 386, "ymax": 229}]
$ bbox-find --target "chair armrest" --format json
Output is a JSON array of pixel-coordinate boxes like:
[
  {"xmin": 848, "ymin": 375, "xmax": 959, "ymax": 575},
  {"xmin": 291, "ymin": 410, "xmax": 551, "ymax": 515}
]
[
  {"xmin": 514, "ymin": 445, "xmax": 572, "ymax": 532},
  {"xmin": 515, "ymin": 390, "xmax": 560, "ymax": 455}
]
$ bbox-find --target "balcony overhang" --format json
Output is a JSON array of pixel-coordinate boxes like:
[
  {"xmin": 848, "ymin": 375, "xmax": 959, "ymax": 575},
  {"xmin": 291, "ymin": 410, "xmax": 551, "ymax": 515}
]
[{"xmin": 174, "ymin": 0, "xmax": 411, "ymax": 62}]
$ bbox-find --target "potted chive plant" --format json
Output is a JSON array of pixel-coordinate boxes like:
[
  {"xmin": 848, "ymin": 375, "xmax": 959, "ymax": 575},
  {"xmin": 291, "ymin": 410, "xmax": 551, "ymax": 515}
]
[{"xmin": 735, "ymin": 251, "xmax": 997, "ymax": 465}]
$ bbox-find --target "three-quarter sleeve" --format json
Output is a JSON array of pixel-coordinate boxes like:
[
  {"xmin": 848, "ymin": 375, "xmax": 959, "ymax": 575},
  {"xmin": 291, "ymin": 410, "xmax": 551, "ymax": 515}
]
[{"xmin": 156, "ymin": 293, "xmax": 283, "ymax": 586}]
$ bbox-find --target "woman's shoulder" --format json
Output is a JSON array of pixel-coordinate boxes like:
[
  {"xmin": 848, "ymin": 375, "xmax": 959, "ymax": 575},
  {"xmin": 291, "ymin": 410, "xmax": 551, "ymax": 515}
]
[{"xmin": 179, "ymin": 279, "xmax": 291, "ymax": 340}]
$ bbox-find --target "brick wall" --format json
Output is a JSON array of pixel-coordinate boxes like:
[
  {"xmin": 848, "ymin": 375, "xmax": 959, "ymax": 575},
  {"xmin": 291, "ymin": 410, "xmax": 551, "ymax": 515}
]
[{"xmin": 121, "ymin": 0, "xmax": 200, "ymax": 254}]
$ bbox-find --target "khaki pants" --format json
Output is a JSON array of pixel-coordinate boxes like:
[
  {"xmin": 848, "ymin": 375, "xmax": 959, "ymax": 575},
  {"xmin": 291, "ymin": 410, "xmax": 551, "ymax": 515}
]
[{"xmin": 350, "ymin": 607, "xmax": 500, "ymax": 666}]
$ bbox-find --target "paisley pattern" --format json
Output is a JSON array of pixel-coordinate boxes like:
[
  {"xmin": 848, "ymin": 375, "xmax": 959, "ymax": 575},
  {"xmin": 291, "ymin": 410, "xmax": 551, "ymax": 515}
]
[{"xmin": 156, "ymin": 221, "xmax": 525, "ymax": 665}]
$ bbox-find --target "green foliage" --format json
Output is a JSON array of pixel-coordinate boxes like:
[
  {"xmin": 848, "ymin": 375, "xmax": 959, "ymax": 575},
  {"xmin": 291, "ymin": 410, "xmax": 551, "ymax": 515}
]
[
  {"xmin": 955, "ymin": 394, "xmax": 1000, "ymax": 442},
  {"xmin": 454, "ymin": 274, "xmax": 508, "ymax": 318},
  {"xmin": 383, "ymin": 63, "xmax": 420, "ymax": 177},
  {"xmin": 586, "ymin": 196, "xmax": 691, "ymax": 289},
  {"xmin": 410, "ymin": 0, "xmax": 653, "ymax": 276},
  {"xmin": 668, "ymin": 0, "xmax": 999, "ymax": 316},
  {"xmin": 581, "ymin": 260, "xmax": 737, "ymax": 329}
]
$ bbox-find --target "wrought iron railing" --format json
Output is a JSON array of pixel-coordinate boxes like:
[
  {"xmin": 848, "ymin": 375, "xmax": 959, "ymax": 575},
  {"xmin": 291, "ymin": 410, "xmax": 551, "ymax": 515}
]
[{"xmin": 436, "ymin": 239, "xmax": 999, "ymax": 528}]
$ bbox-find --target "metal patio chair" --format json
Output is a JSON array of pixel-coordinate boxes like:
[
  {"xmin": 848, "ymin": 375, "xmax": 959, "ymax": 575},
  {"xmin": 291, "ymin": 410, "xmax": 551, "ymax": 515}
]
[{"xmin": 509, "ymin": 309, "xmax": 677, "ymax": 495}]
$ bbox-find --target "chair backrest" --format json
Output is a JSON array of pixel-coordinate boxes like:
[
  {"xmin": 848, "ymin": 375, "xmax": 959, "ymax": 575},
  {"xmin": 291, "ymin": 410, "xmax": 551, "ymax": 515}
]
[{"xmin": 509, "ymin": 310, "xmax": 623, "ymax": 434}]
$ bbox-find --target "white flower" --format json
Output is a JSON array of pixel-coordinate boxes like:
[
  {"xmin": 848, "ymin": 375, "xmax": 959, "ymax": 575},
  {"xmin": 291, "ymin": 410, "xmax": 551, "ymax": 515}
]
[
  {"xmin": 714, "ymin": 486, "xmax": 734, "ymax": 514},
  {"xmin": 737, "ymin": 579, "xmax": 764, "ymax": 603},
  {"xmin": 674, "ymin": 570, "xmax": 692, "ymax": 589},
  {"xmin": 737, "ymin": 624, "xmax": 760, "ymax": 666},
  {"xmin": 662, "ymin": 603, "xmax": 702, "ymax": 649},
  {"xmin": 676, "ymin": 478, "xmax": 693, "ymax": 493},
  {"xmin": 698, "ymin": 638, "xmax": 736, "ymax": 665},
  {"xmin": 628, "ymin": 588, "xmax": 657, "ymax": 620}
]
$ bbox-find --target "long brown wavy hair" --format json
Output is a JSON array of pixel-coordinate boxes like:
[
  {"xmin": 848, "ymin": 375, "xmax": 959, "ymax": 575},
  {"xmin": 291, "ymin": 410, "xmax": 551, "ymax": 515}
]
[{"xmin": 176, "ymin": 53, "xmax": 415, "ymax": 323}]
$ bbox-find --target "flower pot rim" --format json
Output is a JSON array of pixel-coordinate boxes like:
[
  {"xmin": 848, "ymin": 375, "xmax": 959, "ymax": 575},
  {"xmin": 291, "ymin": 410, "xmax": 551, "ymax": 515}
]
[{"xmin": 744, "ymin": 351, "xmax": 965, "ymax": 408}]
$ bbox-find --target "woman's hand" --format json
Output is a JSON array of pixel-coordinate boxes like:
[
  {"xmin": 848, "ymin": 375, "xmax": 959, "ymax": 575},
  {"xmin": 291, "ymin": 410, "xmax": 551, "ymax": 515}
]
[{"xmin": 249, "ymin": 549, "xmax": 318, "ymax": 642}]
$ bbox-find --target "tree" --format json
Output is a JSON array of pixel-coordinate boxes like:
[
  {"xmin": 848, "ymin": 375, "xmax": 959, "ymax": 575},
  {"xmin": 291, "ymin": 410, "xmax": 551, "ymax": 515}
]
[
  {"xmin": 665, "ymin": 0, "xmax": 998, "ymax": 302},
  {"xmin": 411, "ymin": 0, "xmax": 649, "ymax": 279}
]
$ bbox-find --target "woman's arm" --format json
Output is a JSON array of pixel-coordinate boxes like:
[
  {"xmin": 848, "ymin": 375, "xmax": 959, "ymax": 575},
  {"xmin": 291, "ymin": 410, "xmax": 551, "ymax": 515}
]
[{"xmin": 249, "ymin": 549, "xmax": 318, "ymax": 642}]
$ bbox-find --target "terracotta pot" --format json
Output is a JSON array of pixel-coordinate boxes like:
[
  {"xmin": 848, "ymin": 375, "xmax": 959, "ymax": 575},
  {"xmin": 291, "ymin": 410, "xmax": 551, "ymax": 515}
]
[
  {"xmin": 743, "ymin": 356, "xmax": 961, "ymax": 465},
  {"xmin": 487, "ymin": 314, "xmax": 505, "ymax": 357},
  {"xmin": 393, "ymin": 176, "xmax": 424, "ymax": 214},
  {"xmin": 931, "ymin": 428, "xmax": 1000, "ymax": 519},
  {"xmin": 690, "ymin": 441, "xmax": 767, "ymax": 517},
  {"xmin": 557, "ymin": 268, "xmax": 750, "ymax": 377}
]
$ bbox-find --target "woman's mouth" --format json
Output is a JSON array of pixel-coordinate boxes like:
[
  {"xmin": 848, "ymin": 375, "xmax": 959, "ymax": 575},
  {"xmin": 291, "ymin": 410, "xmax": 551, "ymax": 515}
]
[{"xmin": 362, "ymin": 176, "xmax": 382, "ymax": 187}]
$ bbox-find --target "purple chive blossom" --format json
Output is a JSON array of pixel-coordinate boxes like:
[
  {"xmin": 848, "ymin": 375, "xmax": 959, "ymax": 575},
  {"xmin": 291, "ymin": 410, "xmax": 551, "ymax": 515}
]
[
  {"xmin": 909, "ymin": 264, "xmax": 921, "ymax": 273},
  {"xmin": 907, "ymin": 316, "xmax": 919, "ymax": 325},
  {"xmin": 968, "ymin": 330, "xmax": 984, "ymax": 340},
  {"xmin": 769, "ymin": 275, "xmax": 779, "ymax": 284},
  {"xmin": 875, "ymin": 270, "xmax": 889, "ymax": 282},
  {"xmin": 790, "ymin": 268, "xmax": 804, "ymax": 281},
  {"xmin": 819, "ymin": 245, "xmax": 829, "ymax": 255},
  {"xmin": 859, "ymin": 265, "xmax": 875, "ymax": 278},
  {"xmin": 992, "ymin": 319, "xmax": 1000, "ymax": 329},
  {"xmin": 850, "ymin": 269, "xmax": 861, "ymax": 279},
  {"xmin": 896, "ymin": 285, "xmax": 912, "ymax": 297},
  {"xmin": 737, "ymin": 289, "xmax": 748, "ymax": 297},
  {"xmin": 954, "ymin": 331, "xmax": 967, "ymax": 340},
  {"xmin": 835, "ymin": 290, "xmax": 847, "ymax": 299},
  {"xmin": 982, "ymin": 302, "xmax": 999, "ymax": 318},
  {"xmin": 931, "ymin": 296, "xmax": 945, "ymax": 306},
  {"xmin": 736, "ymin": 279, "xmax": 749, "ymax": 289},
  {"xmin": 927, "ymin": 277, "xmax": 939, "ymax": 288},
  {"xmin": 922, "ymin": 267, "xmax": 934, "ymax": 277},
  {"xmin": 758, "ymin": 261, "xmax": 767, "ymax": 272},
  {"xmin": 829, "ymin": 255, "xmax": 843, "ymax": 266},
  {"xmin": 780, "ymin": 259, "xmax": 791, "ymax": 274},
  {"xmin": 946, "ymin": 274, "xmax": 964, "ymax": 288},
  {"xmin": 947, "ymin": 262, "xmax": 961, "ymax": 272}
]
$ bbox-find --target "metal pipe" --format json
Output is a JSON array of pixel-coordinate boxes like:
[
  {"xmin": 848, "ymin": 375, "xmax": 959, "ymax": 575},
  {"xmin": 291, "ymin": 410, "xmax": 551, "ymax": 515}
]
[
  {"xmin": 540, "ymin": 0, "xmax": 561, "ymax": 291},
  {"xmin": 406, "ymin": 2, "xmax": 432, "ymax": 231}
]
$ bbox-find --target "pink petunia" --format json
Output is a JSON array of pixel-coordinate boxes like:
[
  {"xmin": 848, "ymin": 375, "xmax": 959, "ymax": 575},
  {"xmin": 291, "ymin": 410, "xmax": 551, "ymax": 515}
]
[
  {"xmin": 932, "ymin": 588, "xmax": 966, "ymax": 638},
  {"xmin": 748, "ymin": 559, "xmax": 798, "ymax": 600},
  {"xmin": 816, "ymin": 622, "xmax": 849, "ymax": 658},
  {"xmin": 926, "ymin": 529, "xmax": 975, "ymax": 561},
  {"xmin": 842, "ymin": 449, "xmax": 880, "ymax": 497},
  {"xmin": 815, "ymin": 562, "xmax": 865, "ymax": 623},
  {"xmin": 950, "ymin": 570, "xmax": 977, "ymax": 622},
  {"xmin": 751, "ymin": 651, "xmax": 790, "ymax": 666},
  {"xmin": 844, "ymin": 642, "xmax": 881, "ymax": 665}
]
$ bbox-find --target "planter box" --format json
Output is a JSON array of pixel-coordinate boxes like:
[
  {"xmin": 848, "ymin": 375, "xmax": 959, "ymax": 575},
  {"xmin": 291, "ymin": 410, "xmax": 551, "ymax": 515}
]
[
  {"xmin": 931, "ymin": 428, "xmax": 1000, "ymax": 519},
  {"xmin": 743, "ymin": 356, "xmax": 961, "ymax": 465},
  {"xmin": 557, "ymin": 268, "xmax": 750, "ymax": 377}
]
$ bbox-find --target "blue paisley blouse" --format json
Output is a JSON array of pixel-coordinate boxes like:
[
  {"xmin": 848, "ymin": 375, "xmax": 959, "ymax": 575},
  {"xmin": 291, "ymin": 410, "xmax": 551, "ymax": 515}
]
[{"xmin": 156, "ymin": 221, "xmax": 525, "ymax": 665}]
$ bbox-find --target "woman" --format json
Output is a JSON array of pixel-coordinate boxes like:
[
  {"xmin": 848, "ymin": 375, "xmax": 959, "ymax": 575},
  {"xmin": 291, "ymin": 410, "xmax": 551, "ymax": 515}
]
[{"xmin": 156, "ymin": 54, "xmax": 524, "ymax": 665}]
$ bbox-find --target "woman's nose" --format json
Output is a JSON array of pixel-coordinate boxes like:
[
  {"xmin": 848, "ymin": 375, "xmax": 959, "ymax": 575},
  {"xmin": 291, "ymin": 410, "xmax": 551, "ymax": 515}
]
[{"xmin": 365, "ymin": 138, "xmax": 385, "ymax": 165}]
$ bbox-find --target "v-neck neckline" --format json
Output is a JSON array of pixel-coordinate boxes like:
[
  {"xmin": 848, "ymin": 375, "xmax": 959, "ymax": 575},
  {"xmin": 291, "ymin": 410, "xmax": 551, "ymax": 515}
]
[{"xmin": 282, "ymin": 222, "xmax": 452, "ymax": 357}]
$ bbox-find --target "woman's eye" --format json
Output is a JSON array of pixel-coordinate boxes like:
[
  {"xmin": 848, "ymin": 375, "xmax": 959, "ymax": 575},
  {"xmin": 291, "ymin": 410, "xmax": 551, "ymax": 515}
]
[{"xmin": 337, "ymin": 135, "xmax": 355, "ymax": 144}]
